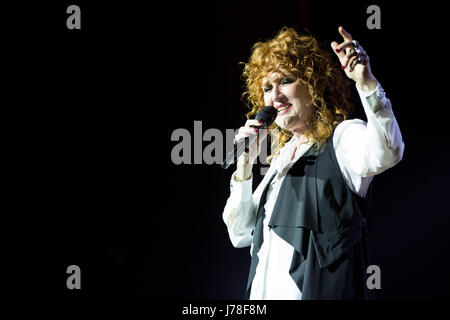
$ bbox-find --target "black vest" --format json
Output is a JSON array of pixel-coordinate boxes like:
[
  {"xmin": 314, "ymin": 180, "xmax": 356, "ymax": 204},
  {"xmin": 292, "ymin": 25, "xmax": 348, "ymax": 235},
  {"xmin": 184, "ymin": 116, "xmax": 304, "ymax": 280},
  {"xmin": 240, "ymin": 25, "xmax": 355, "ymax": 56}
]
[{"xmin": 246, "ymin": 134, "xmax": 373, "ymax": 300}]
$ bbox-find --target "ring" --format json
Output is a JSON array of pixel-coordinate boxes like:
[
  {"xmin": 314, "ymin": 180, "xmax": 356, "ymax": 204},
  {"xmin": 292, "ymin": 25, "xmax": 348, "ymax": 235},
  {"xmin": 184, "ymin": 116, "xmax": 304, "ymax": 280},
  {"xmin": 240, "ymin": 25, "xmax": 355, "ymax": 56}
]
[
  {"xmin": 352, "ymin": 40, "xmax": 359, "ymax": 48},
  {"xmin": 357, "ymin": 55, "xmax": 363, "ymax": 63}
]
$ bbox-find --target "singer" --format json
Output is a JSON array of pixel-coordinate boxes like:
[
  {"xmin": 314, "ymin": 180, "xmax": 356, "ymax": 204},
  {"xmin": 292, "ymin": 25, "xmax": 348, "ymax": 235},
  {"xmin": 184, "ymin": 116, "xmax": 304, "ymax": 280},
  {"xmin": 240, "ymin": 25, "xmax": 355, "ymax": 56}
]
[{"xmin": 222, "ymin": 26, "xmax": 404, "ymax": 299}]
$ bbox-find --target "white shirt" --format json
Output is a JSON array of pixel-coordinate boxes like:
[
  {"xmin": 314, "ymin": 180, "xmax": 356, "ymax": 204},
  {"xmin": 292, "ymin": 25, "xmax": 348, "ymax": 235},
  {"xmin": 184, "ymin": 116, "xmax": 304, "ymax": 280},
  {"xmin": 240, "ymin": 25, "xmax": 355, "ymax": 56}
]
[{"xmin": 222, "ymin": 82, "xmax": 405, "ymax": 300}]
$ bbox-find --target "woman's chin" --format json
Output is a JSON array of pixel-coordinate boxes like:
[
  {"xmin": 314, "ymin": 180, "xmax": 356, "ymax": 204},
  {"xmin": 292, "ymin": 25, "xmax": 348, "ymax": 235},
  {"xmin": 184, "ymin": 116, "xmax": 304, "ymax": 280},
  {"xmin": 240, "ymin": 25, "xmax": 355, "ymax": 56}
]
[{"xmin": 280, "ymin": 115, "xmax": 300, "ymax": 130}]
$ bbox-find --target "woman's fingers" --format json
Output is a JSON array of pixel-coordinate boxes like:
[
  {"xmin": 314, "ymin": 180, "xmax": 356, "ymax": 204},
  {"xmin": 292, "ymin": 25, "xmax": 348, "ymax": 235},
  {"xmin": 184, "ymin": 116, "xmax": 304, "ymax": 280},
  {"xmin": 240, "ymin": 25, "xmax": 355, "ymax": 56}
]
[
  {"xmin": 331, "ymin": 27, "xmax": 356, "ymax": 61},
  {"xmin": 341, "ymin": 49, "xmax": 358, "ymax": 70},
  {"xmin": 340, "ymin": 42, "xmax": 368, "ymax": 70},
  {"xmin": 331, "ymin": 41, "xmax": 346, "ymax": 59},
  {"xmin": 236, "ymin": 127, "xmax": 258, "ymax": 139},
  {"xmin": 334, "ymin": 41, "xmax": 355, "ymax": 54},
  {"xmin": 234, "ymin": 119, "xmax": 262, "ymax": 142},
  {"xmin": 338, "ymin": 26, "xmax": 352, "ymax": 41},
  {"xmin": 348, "ymin": 55, "xmax": 359, "ymax": 72},
  {"xmin": 234, "ymin": 118, "xmax": 268, "ymax": 163},
  {"xmin": 332, "ymin": 26, "xmax": 373, "ymax": 78},
  {"xmin": 245, "ymin": 119, "xmax": 263, "ymax": 128}
]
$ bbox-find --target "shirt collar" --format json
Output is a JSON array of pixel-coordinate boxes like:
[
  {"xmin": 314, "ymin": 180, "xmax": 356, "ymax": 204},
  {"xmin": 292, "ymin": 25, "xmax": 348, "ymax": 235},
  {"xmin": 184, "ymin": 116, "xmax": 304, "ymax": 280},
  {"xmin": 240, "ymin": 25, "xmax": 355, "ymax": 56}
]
[{"xmin": 276, "ymin": 135, "xmax": 312, "ymax": 175}]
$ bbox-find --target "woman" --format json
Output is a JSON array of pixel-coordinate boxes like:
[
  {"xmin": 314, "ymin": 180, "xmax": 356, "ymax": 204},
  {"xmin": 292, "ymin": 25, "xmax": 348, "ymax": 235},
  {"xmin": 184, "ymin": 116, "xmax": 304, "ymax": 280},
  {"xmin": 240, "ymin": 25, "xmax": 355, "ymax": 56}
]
[{"xmin": 222, "ymin": 26, "xmax": 404, "ymax": 299}]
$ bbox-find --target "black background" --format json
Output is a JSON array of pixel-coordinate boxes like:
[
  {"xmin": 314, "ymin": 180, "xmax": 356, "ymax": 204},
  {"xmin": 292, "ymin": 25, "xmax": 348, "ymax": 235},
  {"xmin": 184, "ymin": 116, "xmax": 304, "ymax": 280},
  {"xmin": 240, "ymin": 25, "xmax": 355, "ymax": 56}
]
[{"xmin": 3, "ymin": 0, "xmax": 450, "ymax": 301}]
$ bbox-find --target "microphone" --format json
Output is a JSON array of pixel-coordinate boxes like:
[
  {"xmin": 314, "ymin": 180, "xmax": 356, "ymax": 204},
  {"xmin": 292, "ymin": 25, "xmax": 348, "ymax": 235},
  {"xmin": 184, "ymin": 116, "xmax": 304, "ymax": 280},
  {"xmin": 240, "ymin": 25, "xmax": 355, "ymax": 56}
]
[{"xmin": 221, "ymin": 106, "xmax": 278, "ymax": 169}]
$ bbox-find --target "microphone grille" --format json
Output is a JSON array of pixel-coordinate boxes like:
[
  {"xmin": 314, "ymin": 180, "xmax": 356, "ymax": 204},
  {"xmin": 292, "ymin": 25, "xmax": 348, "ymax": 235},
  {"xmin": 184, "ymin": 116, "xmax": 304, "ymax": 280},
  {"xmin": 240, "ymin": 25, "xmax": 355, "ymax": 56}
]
[{"xmin": 255, "ymin": 106, "xmax": 277, "ymax": 126}]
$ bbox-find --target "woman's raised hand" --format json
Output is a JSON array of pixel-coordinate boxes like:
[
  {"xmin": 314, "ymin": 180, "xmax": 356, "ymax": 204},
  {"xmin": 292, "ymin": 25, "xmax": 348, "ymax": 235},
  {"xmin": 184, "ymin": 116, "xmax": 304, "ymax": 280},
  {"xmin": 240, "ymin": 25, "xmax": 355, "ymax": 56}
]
[{"xmin": 331, "ymin": 26, "xmax": 377, "ymax": 91}]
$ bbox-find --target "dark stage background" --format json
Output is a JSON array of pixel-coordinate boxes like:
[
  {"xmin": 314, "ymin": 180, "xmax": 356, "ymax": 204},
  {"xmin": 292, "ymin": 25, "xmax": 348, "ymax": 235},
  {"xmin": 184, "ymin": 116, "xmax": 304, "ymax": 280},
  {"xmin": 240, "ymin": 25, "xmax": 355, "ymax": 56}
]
[{"xmin": 3, "ymin": 0, "xmax": 449, "ymax": 300}]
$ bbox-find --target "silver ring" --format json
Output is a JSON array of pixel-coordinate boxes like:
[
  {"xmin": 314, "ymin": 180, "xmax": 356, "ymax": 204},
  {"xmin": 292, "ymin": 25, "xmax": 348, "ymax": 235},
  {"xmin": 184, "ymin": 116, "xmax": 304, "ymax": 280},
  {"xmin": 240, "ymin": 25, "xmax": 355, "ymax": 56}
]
[
  {"xmin": 354, "ymin": 46, "xmax": 361, "ymax": 54},
  {"xmin": 352, "ymin": 40, "xmax": 359, "ymax": 48},
  {"xmin": 357, "ymin": 55, "xmax": 363, "ymax": 63}
]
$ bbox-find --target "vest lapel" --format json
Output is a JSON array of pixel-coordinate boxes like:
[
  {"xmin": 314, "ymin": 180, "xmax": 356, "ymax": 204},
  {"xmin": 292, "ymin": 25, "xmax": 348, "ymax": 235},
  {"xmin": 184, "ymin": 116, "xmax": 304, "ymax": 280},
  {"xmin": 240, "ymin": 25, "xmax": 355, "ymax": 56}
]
[{"xmin": 268, "ymin": 146, "xmax": 320, "ymax": 232}]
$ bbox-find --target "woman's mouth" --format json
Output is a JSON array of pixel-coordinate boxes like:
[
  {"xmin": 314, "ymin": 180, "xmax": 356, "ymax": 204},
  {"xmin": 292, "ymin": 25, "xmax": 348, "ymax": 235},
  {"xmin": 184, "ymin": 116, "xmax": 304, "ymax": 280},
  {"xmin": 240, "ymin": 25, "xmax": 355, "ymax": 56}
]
[{"xmin": 276, "ymin": 104, "xmax": 292, "ymax": 115}]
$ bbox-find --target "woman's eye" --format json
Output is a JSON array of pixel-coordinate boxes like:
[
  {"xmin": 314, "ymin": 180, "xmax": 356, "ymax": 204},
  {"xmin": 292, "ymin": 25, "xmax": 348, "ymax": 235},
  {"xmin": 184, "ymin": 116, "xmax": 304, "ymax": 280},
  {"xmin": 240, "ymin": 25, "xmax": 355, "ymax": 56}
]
[
  {"xmin": 263, "ymin": 78, "xmax": 293, "ymax": 92},
  {"xmin": 281, "ymin": 78, "xmax": 293, "ymax": 84}
]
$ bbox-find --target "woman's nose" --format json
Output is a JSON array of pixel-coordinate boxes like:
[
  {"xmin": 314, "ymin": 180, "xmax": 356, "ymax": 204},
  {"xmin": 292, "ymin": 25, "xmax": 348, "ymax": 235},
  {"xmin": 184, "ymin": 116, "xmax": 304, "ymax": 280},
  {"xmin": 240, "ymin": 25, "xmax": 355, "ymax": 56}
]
[{"xmin": 271, "ymin": 85, "xmax": 283, "ymax": 103}]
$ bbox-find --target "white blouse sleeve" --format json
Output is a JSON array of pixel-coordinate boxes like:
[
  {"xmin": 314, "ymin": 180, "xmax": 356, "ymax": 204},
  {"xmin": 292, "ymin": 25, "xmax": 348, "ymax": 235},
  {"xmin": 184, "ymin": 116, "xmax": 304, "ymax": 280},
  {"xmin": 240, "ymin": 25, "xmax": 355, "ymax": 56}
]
[
  {"xmin": 222, "ymin": 159, "xmax": 279, "ymax": 248},
  {"xmin": 334, "ymin": 82, "xmax": 405, "ymax": 179},
  {"xmin": 222, "ymin": 172, "xmax": 256, "ymax": 248}
]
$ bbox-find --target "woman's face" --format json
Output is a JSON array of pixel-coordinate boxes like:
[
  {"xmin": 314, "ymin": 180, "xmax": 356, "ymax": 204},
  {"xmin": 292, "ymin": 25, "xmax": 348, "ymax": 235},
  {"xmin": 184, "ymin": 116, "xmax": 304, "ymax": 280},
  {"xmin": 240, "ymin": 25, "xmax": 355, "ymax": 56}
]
[{"xmin": 262, "ymin": 70, "xmax": 313, "ymax": 133}]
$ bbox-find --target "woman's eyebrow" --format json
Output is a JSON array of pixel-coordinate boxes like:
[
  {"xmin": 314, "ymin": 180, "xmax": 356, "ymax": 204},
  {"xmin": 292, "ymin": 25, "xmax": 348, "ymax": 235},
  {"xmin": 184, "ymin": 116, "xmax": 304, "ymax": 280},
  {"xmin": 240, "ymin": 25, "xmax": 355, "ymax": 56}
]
[{"xmin": 262, "ymin": 74, "xmax": 287, "ymax": 86}]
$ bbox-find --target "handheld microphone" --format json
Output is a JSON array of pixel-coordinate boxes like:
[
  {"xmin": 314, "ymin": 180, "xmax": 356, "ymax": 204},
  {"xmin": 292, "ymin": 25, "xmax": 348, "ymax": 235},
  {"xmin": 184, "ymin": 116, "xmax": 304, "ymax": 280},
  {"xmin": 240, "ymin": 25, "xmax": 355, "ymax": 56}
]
[{"xmin": 221, "ymin": 106, "xmax": 277, "ymax": 169}]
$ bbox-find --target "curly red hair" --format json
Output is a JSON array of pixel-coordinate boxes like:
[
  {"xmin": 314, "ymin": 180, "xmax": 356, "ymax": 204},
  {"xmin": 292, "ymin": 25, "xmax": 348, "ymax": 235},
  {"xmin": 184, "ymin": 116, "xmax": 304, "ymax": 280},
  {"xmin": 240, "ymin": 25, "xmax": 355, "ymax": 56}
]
[{"xmin": 241, "ymin": 27, "xmax": 354, "ymax": 161}]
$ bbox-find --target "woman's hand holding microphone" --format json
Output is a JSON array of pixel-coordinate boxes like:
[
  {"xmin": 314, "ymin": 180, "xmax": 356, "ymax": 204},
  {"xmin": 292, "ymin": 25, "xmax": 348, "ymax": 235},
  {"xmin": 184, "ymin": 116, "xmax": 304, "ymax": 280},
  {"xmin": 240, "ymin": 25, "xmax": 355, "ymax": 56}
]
[{"xmin": 234, "ymin": 119, "xmax": 268, "ymax": 182}]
